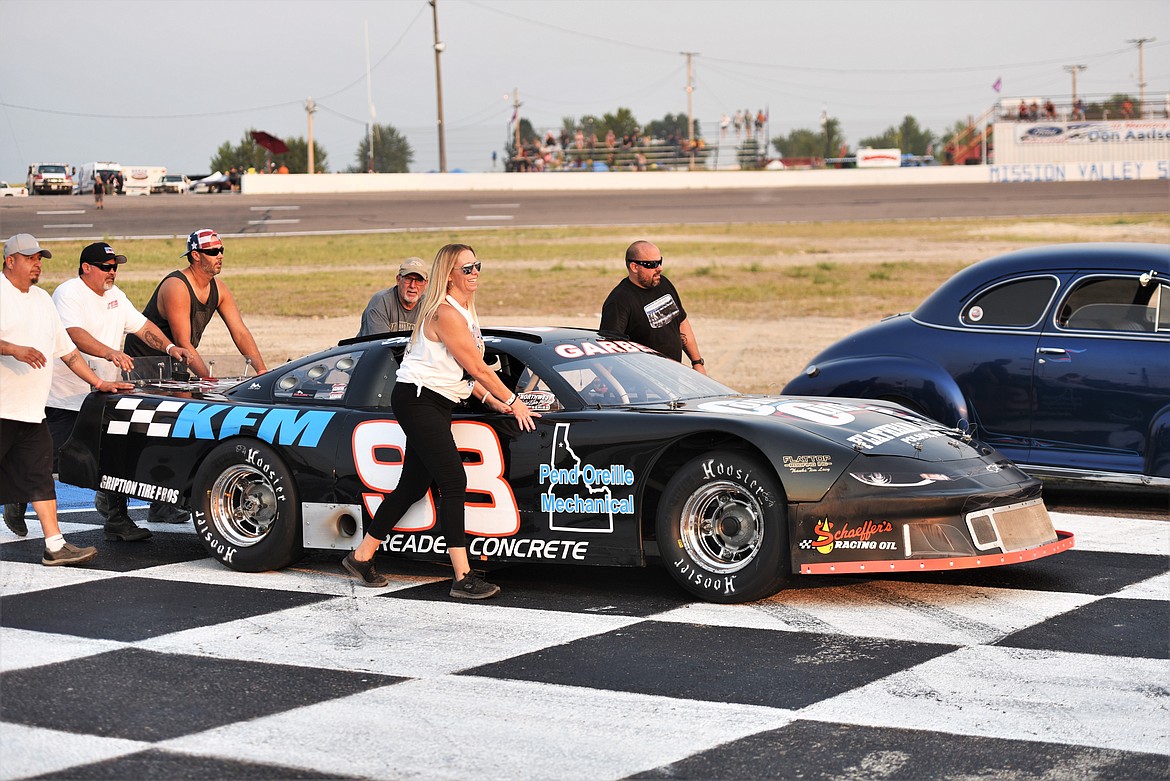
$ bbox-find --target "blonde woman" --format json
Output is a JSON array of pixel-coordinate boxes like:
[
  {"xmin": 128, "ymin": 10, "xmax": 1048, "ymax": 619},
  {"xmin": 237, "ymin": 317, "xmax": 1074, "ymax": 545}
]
[{"xmin": 343, "ymin": 244, "xmax": 537, "ymax": 597}]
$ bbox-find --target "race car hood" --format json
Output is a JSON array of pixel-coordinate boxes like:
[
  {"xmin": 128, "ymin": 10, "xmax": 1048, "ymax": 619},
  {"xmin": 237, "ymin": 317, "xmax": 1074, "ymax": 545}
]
[{"xmin": 691, "ymin": 395, "xmax": 983, "ymax": 461}]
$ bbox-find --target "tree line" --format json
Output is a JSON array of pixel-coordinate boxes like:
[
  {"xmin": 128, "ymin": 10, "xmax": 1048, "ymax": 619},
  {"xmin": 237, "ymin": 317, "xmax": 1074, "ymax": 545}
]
[{"xmin": 209, "ymin": 92, "xmax": 1140, "ymax": 173}]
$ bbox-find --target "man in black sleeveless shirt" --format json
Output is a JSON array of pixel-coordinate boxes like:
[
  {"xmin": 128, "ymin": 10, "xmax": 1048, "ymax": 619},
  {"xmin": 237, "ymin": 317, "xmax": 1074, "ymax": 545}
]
[
  {"xmin": 125, "ymin": 228, "xmax": 267, "ymax": 380},
  {"xmin": 123, "ymin": 228, "xmax": 268, "ymax": 524}
]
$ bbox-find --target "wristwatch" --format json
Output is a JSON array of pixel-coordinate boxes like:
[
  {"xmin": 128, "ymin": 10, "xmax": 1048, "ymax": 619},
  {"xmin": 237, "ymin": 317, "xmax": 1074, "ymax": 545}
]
[{"xmin": 691, "ymin": 358, "xmax": 705, "ymax": 366}]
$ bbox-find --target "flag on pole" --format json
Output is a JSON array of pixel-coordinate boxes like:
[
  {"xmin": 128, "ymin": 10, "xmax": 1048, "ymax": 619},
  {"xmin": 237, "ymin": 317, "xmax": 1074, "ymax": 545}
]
[{"xmin": 992, "ymin": 77, "xmax": 1003, "ymax": 93}]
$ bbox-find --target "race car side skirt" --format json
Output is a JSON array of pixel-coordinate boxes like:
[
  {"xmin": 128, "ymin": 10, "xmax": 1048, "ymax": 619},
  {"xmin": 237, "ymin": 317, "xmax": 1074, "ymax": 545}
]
[{"xmin": 798, "ymin": 530, "xmax": 1074, "ymax": 574}]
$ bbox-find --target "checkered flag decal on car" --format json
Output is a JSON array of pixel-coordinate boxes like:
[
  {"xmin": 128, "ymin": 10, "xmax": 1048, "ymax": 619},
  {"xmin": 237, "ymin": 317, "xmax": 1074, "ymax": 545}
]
[{"xmin": 106, "ymin": 398, "xmax": 186, "ymax": 437}]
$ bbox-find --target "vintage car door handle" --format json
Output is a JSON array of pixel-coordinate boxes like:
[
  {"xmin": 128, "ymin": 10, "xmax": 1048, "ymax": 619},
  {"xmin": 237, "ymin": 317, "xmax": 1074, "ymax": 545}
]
[{"xmin": 1036, "ymin": 346, "xmax": 1068, "ymax": 364}]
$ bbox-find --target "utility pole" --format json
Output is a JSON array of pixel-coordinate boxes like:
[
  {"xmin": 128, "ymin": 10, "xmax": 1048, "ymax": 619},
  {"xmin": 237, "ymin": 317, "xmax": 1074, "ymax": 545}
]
[
  {"xmin": 512, "ymin": 88, "xmax": 522, "ymax": 154},
  {"xmin": 430, "ymin": 0, "xmax": 447, "ymax": 173},
  {"xmin": 1063, "ymin": 64, "xmax": 1087, "ymax": 106},
  {"xmin": 306, "ymin": 97, "xmax": 316, "ymax": 174},
  {"xmin": 365, "ymin": 20, "xmax": 375, "ymax": 172},
  {"xmin": 1127, "ymin": 37, "xmax": 1155, "ymax": 117},
  {"xmin": 682, "ymin": 51, "xmax": 698, "ymax": 170}
]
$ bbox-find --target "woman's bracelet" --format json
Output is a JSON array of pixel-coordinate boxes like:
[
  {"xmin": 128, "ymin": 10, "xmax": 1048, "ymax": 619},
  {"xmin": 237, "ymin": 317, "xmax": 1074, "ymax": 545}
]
[
  {"xmin": 164, "ymin": 343, "xmax": 176, "ymax": 356},
  {"xmin": 504, "ymin": 393, "xmax": 518, "ymax": 406},
  {"xmin": 481, "ymin": 389, "xmax": 491, "ymax": 403}
]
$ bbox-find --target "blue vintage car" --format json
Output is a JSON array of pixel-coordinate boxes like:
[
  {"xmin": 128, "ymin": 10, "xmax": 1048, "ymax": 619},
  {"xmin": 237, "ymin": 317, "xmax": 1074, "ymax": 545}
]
[{"xmin": 783, "ymin": 243, "xmax": 1170, "ymax": 488}]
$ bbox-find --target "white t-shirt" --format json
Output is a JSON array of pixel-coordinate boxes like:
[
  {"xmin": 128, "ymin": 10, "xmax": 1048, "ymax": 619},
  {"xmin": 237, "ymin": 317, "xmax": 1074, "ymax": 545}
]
[
  {"xmin": 0, "ymin": 273, "xmax": 76, "ymax": 423},
  {"xmin": 396, "ymin": 296, "xmax": 481, "ymax": 402},
  {"xmin": 49, "ymin": 277, "xmax": 147, "ymax": 411}
]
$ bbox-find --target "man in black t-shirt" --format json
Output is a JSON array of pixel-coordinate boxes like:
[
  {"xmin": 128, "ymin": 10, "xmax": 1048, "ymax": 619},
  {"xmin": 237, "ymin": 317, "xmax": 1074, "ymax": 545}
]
[{"xmin": 600, "ymin": 240, "xmax": 707, "ymax": 373}]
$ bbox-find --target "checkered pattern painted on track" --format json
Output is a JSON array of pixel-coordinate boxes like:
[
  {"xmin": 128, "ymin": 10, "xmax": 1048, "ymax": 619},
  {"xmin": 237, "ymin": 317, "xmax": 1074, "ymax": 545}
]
[{"xmin": 1, "ymin": 499, "xmax": 1167, "ymax": 780}]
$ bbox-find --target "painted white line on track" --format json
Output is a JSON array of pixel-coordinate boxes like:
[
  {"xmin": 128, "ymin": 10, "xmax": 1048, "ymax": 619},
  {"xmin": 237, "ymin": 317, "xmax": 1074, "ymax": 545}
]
[
  {"xmin": 469, "ymin": 203, "xmax": 520, "ymax": 209},
  {"xmin": 36, "ymin": 210, "xmax": 86, "ymax": 215},
  {"xmin": 465, "ymin": 215, "xmax": 514, "ymax": 221},
  {"xmin": 249, "ymin": 205, "xmax": 301, "ymax": 211},
  {"xmin": 246, "ymin": 219, "xmax": 301, "ymax": 225},
  {"xmin": 42, "ymin": 223, "xmax": 94, "ymax": 228}
]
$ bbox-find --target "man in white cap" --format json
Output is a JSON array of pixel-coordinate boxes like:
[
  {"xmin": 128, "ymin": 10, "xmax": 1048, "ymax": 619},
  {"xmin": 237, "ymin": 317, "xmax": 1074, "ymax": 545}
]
[
  {"xmin": 122, "ymin": 228, "xmax": 267, "ymax": 524},
  {"xmin": 357, "ymin": 256, "xmax": 429, "ymax": 336},
  {"xmin": 0, "ymin": 234, "xmax": 133, "ymax": 564}
]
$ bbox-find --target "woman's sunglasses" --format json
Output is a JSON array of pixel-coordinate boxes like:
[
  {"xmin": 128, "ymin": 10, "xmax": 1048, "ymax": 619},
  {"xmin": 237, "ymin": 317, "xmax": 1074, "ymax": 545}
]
[{"xmin": 459, "ymin": 261, "xmax": 483, "ymax": 275}]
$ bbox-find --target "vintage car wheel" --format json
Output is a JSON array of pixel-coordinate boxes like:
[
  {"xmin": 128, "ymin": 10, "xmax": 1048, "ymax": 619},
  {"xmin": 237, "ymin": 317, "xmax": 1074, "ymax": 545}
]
[
  {"xmin": 656, "ymin": 451, "xmax": 790, "ymax": 603},
  {"xmin": 191, "ymin": 440, "xmax": 303, "ymax": 572}
]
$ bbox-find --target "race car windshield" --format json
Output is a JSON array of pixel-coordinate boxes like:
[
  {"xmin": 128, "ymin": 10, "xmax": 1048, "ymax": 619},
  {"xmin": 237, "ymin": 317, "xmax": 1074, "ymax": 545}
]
[{"xmin": 554, "ymin": 352, "xmax": 736, "ymax": 407}]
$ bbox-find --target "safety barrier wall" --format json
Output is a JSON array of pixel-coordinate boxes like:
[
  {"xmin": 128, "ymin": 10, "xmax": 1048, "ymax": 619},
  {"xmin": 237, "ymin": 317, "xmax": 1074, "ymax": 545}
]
[{"xmin": 241, "ymin": 158, "xmax": 1168, "ymax": 195}]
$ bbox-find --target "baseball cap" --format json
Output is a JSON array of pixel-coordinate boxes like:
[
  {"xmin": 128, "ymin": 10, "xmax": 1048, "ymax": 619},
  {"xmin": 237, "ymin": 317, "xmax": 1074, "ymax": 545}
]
[
  {"xmin": 4, "ymin": 233, "xmax": 52, "ymax": 259},
  {"xmin": 398, "ymin": 257, "xmax": 429, "ymax": 280},
  {"xmin": 182, "ymin": 228, "xmax": 223, "ymax": 257},
  {"xmin": 80, "ymin": 242, "xmax": 127, "ymax": 266}
]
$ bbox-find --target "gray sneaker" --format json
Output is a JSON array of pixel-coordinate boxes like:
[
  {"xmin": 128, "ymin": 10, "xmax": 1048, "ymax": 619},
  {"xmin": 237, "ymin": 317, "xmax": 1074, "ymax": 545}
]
[
  {"xmin": 342, "ymin": 552, "xmax": 391, "ymax": 588},
  {"xmin": 450, "ymin": 570, "xmax": 501, "ymax": 600},
  {"xmin": 3, "ymin": 503, "xmax": 28, "ymax": 537},
  {"xmin": 42, "ymin": 542, "xmax": 98, "ymax": 567}
]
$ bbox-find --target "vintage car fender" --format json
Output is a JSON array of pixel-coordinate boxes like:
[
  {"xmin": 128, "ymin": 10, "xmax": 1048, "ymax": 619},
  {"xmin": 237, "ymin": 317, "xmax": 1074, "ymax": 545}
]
[
  {"xmin": 783, "ymin": 354, "xmax": 970, "ymax": 430},
  {"xmin": 1146, "ymin": 403, "xmax": 1170, "ymax": 479}
]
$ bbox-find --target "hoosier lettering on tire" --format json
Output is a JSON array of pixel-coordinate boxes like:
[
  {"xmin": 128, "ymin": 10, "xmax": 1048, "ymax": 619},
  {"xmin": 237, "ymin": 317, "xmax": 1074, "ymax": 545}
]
[
  {"xmin": 191, "ymin": 440, "xmax": 302, "ymax": 572},
  {"xmin": 656, "ymin": 451, "xmax": 791, "ymax": 603}
]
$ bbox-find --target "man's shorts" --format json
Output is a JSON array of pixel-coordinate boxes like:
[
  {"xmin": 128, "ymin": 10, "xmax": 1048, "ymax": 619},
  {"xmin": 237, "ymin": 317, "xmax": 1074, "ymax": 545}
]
[{"xmin": 0, "ymin": 419, "xmax": 56, "ymax": 504}]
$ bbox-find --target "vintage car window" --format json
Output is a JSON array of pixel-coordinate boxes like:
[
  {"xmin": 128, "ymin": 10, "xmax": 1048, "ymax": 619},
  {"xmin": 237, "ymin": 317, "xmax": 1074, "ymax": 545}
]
[
  {"xmin": 554, "ymin": 352, "xmax": 736, "ymax": 408},
  {"xmin": 274, "ymin": 350, "xmax": 364, "ymax": 401},
  {"xmin": 961, "ymin": 276, "xmax": 1058, "ymax": 328},
  {"xmin": 1058, "ymin": 276, "xmax": 1164, "ymax": 333}
]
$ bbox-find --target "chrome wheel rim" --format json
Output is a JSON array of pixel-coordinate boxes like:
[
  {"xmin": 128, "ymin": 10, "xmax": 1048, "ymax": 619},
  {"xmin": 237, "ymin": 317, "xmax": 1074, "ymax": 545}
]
[
  {"xmin": 678, "ymin": 480, "xmax": 763, "ymax": 573},
  {"xmin": 208, "ymin": 464, "xmax": 278, "ymax": 547}
]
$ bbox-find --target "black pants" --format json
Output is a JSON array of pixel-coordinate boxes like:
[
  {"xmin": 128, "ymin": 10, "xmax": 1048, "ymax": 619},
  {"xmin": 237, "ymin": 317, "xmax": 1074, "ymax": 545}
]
[{"xmin": 367, "ymin": 383, "xmax": 467, "ymax": 547}]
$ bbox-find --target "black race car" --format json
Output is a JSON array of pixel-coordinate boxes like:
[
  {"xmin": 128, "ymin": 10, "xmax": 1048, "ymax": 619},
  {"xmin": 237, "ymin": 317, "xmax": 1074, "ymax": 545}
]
[{"xmin": 60, "ymin": 328, "xmax": 1072, "ymax": 603}]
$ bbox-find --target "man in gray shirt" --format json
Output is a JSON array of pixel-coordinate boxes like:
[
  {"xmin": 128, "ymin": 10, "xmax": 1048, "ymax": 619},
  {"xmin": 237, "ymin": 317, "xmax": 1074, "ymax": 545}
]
[{"xmin": 357, "ymin": 257, "xmax": 429, "ymax": 336}]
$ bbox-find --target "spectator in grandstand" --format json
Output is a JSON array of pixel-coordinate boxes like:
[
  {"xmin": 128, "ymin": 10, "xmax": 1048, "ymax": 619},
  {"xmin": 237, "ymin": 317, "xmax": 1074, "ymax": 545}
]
[
  {"xmin": 1018, "ymin": 100, "xmax": 1029, "ymax": 121},
  {"xmin": 1044, "ymin": 99, "xmax": 1056, "ymax": 120},
  {"xmin": 601, "ymin": 240, "xmax": 706, "ymax": 374},
  {"xmin": 1121, "ymin": 99, "xmax": 1134, "ymax": 119},
  {"xmin": 357, "ymin": 257, "xmax": 429, "ymax": 336},
  {"xmin": 1029, "ymin": 101, "xmax": 1040, "ymax": 120},
  {"xmin": 1073, "ymin": 98, "xmax": 1087, "ymax": 120},
  {"xmin": 720, "ymin": 114, "xmax": 730, "ymax": 138}
]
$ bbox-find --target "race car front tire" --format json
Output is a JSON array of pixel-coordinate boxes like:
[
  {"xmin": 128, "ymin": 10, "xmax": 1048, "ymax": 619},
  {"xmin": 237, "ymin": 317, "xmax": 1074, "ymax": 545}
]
[
  {"xmin": 191, "ymin": 440, "xmax": 304, "ymax": 572},
  {"xmin": 656, "ymin": 451, "xmax": 791, "ymax": 603}
]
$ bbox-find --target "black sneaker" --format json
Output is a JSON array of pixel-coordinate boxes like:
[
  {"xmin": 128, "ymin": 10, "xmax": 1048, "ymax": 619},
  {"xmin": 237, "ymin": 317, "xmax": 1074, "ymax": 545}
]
[
  {"xmin": 3, "ymin": 503, "xmax": 28, "ymax": 537},
  {"xmin": 42, "ymin": 542, "xmax": 98, "ymax": 567},
  {"xmin": 104, "ymin": 515, "xmax": 153, "ymax": 542},
  {"xmin": 342, "ymin": 552, "xmax": 391, "ymax": 588},
  {"xmin": 450, "ymin": 570, "xmax": 501, "ymax": 600}
]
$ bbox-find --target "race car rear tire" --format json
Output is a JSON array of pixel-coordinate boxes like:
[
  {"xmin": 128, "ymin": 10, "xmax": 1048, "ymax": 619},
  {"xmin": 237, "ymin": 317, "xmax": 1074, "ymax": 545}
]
[
  {"xmin": 656, "ymin": 451, "xmax": 790, "ymax": 603},
  {"xmin": 191, "ymin": 440, "xmax": 303, "ymax": 572}
]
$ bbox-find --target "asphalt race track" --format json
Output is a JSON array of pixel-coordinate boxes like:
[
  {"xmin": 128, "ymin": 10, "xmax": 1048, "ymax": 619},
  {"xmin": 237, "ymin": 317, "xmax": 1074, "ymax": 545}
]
[
  {"xmin": 2, "ymin": 179, "xmax": 1168, "ymax": 241},
  {"xmin": 1, "ymin": 491, "xmax": 1167, "ymax": 779}
]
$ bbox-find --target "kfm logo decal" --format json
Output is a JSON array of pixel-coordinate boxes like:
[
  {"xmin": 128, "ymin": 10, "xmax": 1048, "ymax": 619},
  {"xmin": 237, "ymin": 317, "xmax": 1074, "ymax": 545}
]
[{"xmin": 352, "ymin": 420, "xmax": 519, "ymax": 536}]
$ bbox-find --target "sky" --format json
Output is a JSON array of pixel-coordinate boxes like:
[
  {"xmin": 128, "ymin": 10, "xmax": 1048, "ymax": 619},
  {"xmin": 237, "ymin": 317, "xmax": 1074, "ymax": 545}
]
[{"xmin": 1, "ymin": 0, "xmax": 1167, "ymax": 181}]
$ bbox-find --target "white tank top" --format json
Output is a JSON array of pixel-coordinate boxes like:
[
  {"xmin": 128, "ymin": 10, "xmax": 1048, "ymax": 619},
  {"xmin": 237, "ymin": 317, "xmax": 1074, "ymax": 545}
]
[{"xmin": 396, "ymin": 295, "xmax": 482, "ymax": 401}]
